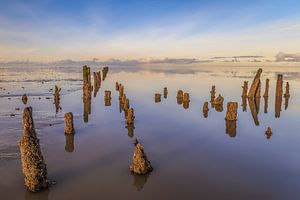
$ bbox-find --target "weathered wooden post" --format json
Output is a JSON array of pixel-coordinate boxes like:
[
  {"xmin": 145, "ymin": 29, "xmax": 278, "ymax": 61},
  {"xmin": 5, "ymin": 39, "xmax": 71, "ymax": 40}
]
[
  {"xmin": 210, "ymin": 85, "xmax": 216, "ymax": 102},
  {"xmin": 19, "ymin": 107, "xmax": 48, "ymax": 192},
  {"xmin": 126, "ymin": 108, "xmax": 135, "ymax": 124},
  {"xmin": 248, "ymin": 68, "xmax": 263, "ymax": 98},
  {"xmin": 177, "ymin": 90, "xmax": 183, "ymax": 105},
  {"xmin": 54, "ymin": 85, "xmax": 61, "ymax": 113},
  {"xmin": 225, "ymin": 102, "xmax": 238, "ymax": 121},
  {"xmin": 104, "ymin": 90, "xmax": 112, "ymax": 106},
  {"xmin": 64, "ymin": 112, "xmax": 74, "ymax": 134},
  {"xmin": 155, "ymin": 93, "xmax": 161, "ymax": 103},
  {"xmin": 163, "ymin": 87, "xmax": 168, "ymax": 99},
  {"xmin": 241, "ymin": 81, "xmax": 248, "ymax": 98},
  {"xmin": 275, "ymin": 74, "xmax": 283, "ymax": 118},
  {"xmin": 265, "ymin": 127, "xmax": 272, "ymax": 139},
  {"xmin": 22, "ymin": 94, "xmax": 28, "ymax": 104},
  {"xmin": 203, "ymin": 101, "xmax": 209, "ymax": 118},
  {"xmin": 130, "ymin": 140, "xmax": 153, "ymax": 175}
]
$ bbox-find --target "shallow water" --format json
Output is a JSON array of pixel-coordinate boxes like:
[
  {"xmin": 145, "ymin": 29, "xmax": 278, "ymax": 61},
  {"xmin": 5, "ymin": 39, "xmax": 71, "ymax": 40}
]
[{"xmin": 0, "ymin": 65, "xmax": 300, "ymax": 200}]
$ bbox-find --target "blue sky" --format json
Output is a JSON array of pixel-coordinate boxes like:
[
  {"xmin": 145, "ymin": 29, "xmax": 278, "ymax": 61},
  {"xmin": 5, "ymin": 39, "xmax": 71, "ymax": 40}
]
[{"xmin": 0, "ymin": 0, "xmax": 300, "ymax": 62}]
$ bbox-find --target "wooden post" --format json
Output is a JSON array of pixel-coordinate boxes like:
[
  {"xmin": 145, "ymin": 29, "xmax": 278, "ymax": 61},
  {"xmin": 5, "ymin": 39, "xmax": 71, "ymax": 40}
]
[
  {"xmin": 19, "ymin": 107, "xmax": 48, "ymax": 192},
  {"xmin": 64, "ymin": 112, "xmax": 74, "ymax": 134}
]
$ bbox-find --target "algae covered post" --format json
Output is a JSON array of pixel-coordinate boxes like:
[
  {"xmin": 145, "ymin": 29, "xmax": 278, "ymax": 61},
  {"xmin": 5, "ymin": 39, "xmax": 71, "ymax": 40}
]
[
  {"xmin": 130, "ymin": 139, "xmax": 153, "ymax": 175},
  {"xmin": 19, "ymin": 107, "xmax": 48, "ymax": 192}
]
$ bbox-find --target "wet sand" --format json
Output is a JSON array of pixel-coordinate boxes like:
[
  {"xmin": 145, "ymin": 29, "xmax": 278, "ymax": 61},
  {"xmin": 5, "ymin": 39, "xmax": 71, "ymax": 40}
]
[{"xmin": 0, "ymin": 65, "xmax": 300, "ymax": 199}]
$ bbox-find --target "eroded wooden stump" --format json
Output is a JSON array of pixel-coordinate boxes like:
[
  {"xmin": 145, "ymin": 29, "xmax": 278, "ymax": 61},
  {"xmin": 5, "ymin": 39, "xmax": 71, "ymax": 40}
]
[
  {"xmin": 130, "ymin": 140, "xmax": 153, "ymax": 175},
  {"xmin": 19, "ymin": 107, "xmax": 48, "ymax": 192},
  {"xmin": 64, "ymin": 112, "xmax": 74, "ymax": 134}
]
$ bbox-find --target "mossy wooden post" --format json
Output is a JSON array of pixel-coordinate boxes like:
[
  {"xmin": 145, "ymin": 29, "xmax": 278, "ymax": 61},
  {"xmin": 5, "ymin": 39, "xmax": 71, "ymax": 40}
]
[
  {"xmin": 64, "ymin": 112, "xmax": 74, "ymax": 134},
  {"xmin": 263, "ymin": 79, "xmax": 270, "ymax": 97},
  {"xmin": 19, "ymin": 107, "xmax": 48, "ymax": 192},
  {"xmin": 248, "ymin": 68, "xmax": 263, "ymax": 98},
  {"xmin": 130, "ymin": 140, "xmax": 153, "ymax": 175}
]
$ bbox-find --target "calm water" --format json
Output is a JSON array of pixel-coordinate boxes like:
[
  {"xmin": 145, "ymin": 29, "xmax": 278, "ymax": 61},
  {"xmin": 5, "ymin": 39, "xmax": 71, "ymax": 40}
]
[{"xmin": 0, "ymin": 65, "xmax": 300, "ymax": 200}]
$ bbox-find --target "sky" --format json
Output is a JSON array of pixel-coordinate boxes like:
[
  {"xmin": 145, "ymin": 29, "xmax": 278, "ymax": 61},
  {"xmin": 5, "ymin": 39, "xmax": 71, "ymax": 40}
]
[{"xmin": 0, "ymin": 0, "xmax": 300, "ymax": 63}]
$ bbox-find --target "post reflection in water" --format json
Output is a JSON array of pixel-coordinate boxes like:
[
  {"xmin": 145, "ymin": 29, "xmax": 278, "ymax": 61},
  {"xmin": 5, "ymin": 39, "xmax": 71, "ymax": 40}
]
[
  {"xmin": 264, "ymin": 96, "xmax": 268, "ymax": 113},
  {"xmin": 183, "ymin": 101, "xmax": 189, "ymax": 109},
  {"xmin": 248, "ymin": 98, "xmax": 259, "ymax": 126},
  {"xmin": 25, "ymin": 189, "xmax": 49, "ymax": 200},
  {"xmin": 242, "ymin": 97, "xmax": 247, "ymax": 112},
  {"xmin": 214, "ymin": 104, "xmax": 223, "ymax": 112},
  {"xmin": 126, "ymin": 124, "xmax": 135, "ymax": 138},
  {"xmin": 284, "ymin": 96, "xmax": 290, "ymax": 110},
  {"xmin": 132, "ymin": 173, "xmax": 149, "ymax": 192},
  {"xmin": 65, "ymin": 134, "xmax": 75, "ymax": 153},
  {"xmin": 225, "ymin": 120, "xmax": 237, "ymax": 138}
]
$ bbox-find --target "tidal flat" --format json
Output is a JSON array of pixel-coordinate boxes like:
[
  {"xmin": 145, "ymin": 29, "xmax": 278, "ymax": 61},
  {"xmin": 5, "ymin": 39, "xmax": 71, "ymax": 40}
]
[{"xmin": 0, "ymin": 65, "xmax": 300, "ymax": 200}]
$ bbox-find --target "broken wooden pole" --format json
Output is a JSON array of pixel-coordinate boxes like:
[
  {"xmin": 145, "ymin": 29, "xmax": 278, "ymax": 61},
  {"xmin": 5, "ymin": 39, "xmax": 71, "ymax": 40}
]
[
  {"xmin": 241, "ymin": 81, "xmax": 248, "ymax": 98},
  {"xmin": 130, "ymin": 140, "xmax": 153, "ymax": 175},
  {"xmin": 64, "ymin": 112, "xmax": 74, "ymax": 134},
  {"xmin": 248, "ymin": 68, "xmax": 263, "ymax": 98},
  {"xmin": 19, "ymin": 107, "xmax": 48, "ymax": 192}
]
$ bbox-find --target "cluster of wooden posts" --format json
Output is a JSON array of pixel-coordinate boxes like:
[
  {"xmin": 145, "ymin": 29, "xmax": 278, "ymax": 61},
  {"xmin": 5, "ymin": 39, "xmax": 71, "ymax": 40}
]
[
  {"xmin": 19, "ymin": 65, "xmax": 153, "ymax": 192},
  {"xmin": 18, "ymin": 66, "xmax": 291, "ymax": 192}
]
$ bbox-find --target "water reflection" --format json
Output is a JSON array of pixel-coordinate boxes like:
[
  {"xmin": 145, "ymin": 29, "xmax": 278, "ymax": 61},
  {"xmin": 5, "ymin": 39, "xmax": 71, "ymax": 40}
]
[
  {"xmin": 93, "ymin": 71, "xmax": 101, "ymax": 97},
  {"xmin": 65, "ymin": 134, "xmax": 75, "ymax": 153},
  {"xmin": 264, "ymin": 96, "xmax": 268, "ymax": 113},
  {"xmin": 132, "ymin": 173, "xmax": 149, "ymax": 191},
  {"xmin": 203, "ymin": 102, "xmax": 209, "ymax": 118},
  {"xmin": 225, "ymin": 120, "xmax": 237, "ymax": 138},
  {"xmin": 284, "ymin": 96, "xmax": 290, "ymax": 110},
  {"xmin": 126, "ymin": 124, "xmax": 135, "ymax": 138},
  {"xmin": 25, "ymin": 189, "xmax": 49, "ymax": 200},
  {"xmin": 248, "ymin": 98, "xmax": 259, "ymax": 126}
]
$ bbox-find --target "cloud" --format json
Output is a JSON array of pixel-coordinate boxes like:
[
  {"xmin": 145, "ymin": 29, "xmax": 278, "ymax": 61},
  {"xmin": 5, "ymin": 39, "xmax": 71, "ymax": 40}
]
[{"xmin": 275, "ymin": 51, "xmax": 300, "ymax": 62}]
